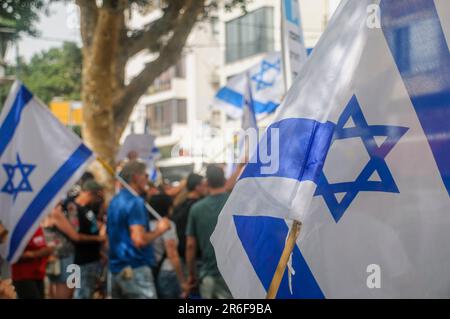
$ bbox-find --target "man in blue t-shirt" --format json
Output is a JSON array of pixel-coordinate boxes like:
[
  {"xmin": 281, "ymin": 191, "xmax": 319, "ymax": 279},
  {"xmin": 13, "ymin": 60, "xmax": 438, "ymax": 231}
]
[{"xmin": 107, "ymin": 160, "xmax": 170, "ymax": 299}]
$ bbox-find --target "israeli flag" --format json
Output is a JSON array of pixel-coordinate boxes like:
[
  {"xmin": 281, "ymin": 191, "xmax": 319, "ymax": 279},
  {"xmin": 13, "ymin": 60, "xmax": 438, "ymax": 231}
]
[
  {"xmin": 242, "ymin": 72, "xmax": 258, "ymax": 132},
  {"xmin": 211, "ymin": 0, "xmax": 450, "ymax": 298},
  {"xmin": 226, "ymin": 72, "xmax": 259, "ymax": 176},
  {"xmin": 147, "ymin": 146, "xmax": 161, "ymax": 182},
  {"xmin": 237, "ymin": 71, "xmax": 259, "ymax": 161},
  {"xmin": 0, "ymin": 82, "xmax": 94, "ymax": 263},
  {"xmin": 149, "ymin": 145, "xmax": 161, "ymax": 162},
  {"xmin": 213, "ymin": 52, "xmax": 283, "ymax": 119}
]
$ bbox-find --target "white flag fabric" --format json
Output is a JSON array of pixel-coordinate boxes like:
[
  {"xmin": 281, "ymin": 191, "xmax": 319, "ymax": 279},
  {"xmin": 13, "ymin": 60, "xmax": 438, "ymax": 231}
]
[
  {"xmin": 116, "ymin": 133, "xmax": 156, "ymax": 163},
  {"xmin": 0, "ymin": 82, "xmax": 94, "ymax": 263},
  {"xmin": 118, "ymin": 134, "xmax": 160, "ymax": 182},
  {"xmin": 211, "ymin": 0, "xmax": 450, "ymax": 298},
  {"xmin": 213, "ymin": 52, "xmax": 284, "ymax": 119}
]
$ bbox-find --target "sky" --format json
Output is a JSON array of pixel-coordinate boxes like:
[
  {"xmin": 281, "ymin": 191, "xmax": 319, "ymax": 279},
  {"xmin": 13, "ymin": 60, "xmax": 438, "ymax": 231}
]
[{"xmin": 5, "ymin": 1, "xmax": 81, "ymax": 64}]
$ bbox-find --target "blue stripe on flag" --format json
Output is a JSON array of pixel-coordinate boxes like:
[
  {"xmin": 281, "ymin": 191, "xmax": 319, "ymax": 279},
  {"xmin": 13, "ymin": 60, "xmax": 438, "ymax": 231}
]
[
  {"xmin": 234, "ymin": 215, "xmax": 324, "ymax": 298},
  {"xmin": 7, "ymin": 144, "xmax": 93, "ymax": 261},
  {"xmin": 0, "ymin": 85, "xmax": 33, "ymax": 157},
  {"xmin": 253, "ymin": 100, "xmax": 279, "ymax": 115},
  {"xmin": 216, "ymin": 87, "xmax": 243, "ymax": 108},
  {"xmin": 381, "ymin": 0, "xmax": 450, "ymax": 196},
  {"xmin": 239, "ymin": 118, "xmax": 335, "ymax": 182},
  {"xmin": 216, "ymin": 87, "xmax": 279, "ymax": 115}
]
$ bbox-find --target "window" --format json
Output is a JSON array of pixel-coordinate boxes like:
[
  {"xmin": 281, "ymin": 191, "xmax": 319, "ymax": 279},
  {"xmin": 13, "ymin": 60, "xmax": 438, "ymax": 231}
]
[
  {"xmin": 148, "ymin": 69, "xmax": 172, "ymax": 94},
  {"xmin": 225, "ymin": 7, "xmax": 274, "ymax": 63},
  {"xmin": 146, "ymin": 99, "xmax": 187, "ymax": 136},
  {"xmin": 148, "ymin": 56, "xmax": 186, "ymax": 94}
]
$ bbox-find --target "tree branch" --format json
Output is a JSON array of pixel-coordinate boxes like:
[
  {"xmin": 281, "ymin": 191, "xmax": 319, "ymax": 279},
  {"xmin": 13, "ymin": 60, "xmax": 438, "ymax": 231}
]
[
  {"xmin": 124, "ymin": 1, "xmax": 186, "ymax": 59},
  {"xmin": 112, "ymin": 0, "xmax": 204, "ymax": 136},
  {"xmin": 76, "ymin": 0, "xmax": 99, "ymax": 50}
]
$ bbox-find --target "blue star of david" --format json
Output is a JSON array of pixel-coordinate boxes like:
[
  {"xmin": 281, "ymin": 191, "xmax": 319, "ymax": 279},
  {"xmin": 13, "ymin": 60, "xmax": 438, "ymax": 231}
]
[
  {"xmin": 251, "ymin": 58, "xmax": 281, "ymax": 91},
  {"xmin": 1, "ymin": 154, "xmax": 36, "ymax": 202},
  {"xmin": 314, "ymin": 95, "xmax": 409, "ymax": 223}
]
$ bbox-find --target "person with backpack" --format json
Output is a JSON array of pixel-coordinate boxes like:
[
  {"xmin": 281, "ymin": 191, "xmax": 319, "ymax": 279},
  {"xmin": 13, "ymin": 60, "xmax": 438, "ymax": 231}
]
[{"xmin": 148, "ymin": 192, "xmax": 189, "ymax": 298}]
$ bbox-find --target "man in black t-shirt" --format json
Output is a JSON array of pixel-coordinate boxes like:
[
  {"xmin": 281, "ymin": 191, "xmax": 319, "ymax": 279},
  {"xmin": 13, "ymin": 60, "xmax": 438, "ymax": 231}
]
[
  {"xmin": 171, "ymin": 174, "xmax": 206, "ymax": 260},
  {"xmin": 72, "ymin": 180, "xmax": 105, "ymax": 299}
]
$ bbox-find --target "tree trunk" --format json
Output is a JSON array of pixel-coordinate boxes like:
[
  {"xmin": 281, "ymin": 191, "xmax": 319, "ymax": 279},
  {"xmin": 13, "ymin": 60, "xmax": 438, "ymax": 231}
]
[{"xmin": 81, "ymin": 8, "xmax": 122, "ymax": 194}]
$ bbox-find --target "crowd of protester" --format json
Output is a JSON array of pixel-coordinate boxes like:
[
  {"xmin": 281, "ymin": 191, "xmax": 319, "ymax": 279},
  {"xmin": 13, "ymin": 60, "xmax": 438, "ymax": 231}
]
[{"xmin": 0, "ymin": 153, "xmax": 245, "ymax": 299}]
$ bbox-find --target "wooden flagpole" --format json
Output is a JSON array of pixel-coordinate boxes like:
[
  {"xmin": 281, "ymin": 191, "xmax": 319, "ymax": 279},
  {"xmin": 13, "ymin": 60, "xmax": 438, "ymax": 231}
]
[
  {"xmin": 96, "ymin": 157, "xmax": 163, "ymax": 221},
  {"xmin": 266, "ymin": 220, "xmax": 302, "ymax": 299}
]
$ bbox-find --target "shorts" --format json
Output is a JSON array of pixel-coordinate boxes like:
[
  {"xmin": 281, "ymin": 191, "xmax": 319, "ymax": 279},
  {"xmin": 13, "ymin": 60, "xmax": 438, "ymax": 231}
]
[
  {"xmin": 111, "ymin": 266, "xmax": 157, "ymax": 299},
  {"xmin": 47, "ymin": 255, "xmax": 74, "ymax": 284},
  {"xmin": 13, "ymin": 280, "xmax": 45, "ymax": 299}
]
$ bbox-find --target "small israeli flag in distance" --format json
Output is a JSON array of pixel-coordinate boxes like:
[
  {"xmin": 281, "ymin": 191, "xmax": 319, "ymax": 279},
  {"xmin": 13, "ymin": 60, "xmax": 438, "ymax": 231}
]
[
  {"xmin": 213, "ymin": 52, "xmax": 284, "ymax": 119},
  {"xmin": 242, "ymin": 72, "xmax": 258, "ymax": 132},
  {"xmin": 212, "ymin": 0, "xmax": 450, "ymax": 298},
  {"xmin": 0, "ymin": 81, "xmax": 94, "ymax": 263},
  {"xmin": 148, "ymin": 146, "xmax": 161, "ymax": 182},
  {"xmin": 226, "ymin": 72, "xmax": 259, "ymax": 176}
]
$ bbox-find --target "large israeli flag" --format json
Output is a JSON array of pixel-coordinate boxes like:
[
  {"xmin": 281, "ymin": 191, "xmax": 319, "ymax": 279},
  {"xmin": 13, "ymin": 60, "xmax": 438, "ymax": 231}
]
[
  {"xmin": 0, "ymin": 82, "xmax": 94, "ymax": 263},
  {"xmin": 211, "ymin": 0, "xmax": 450, "ymax": 298},
  {"xmin": 213, "ymin": 52, "xmax": 283, "ymax": 119}
]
